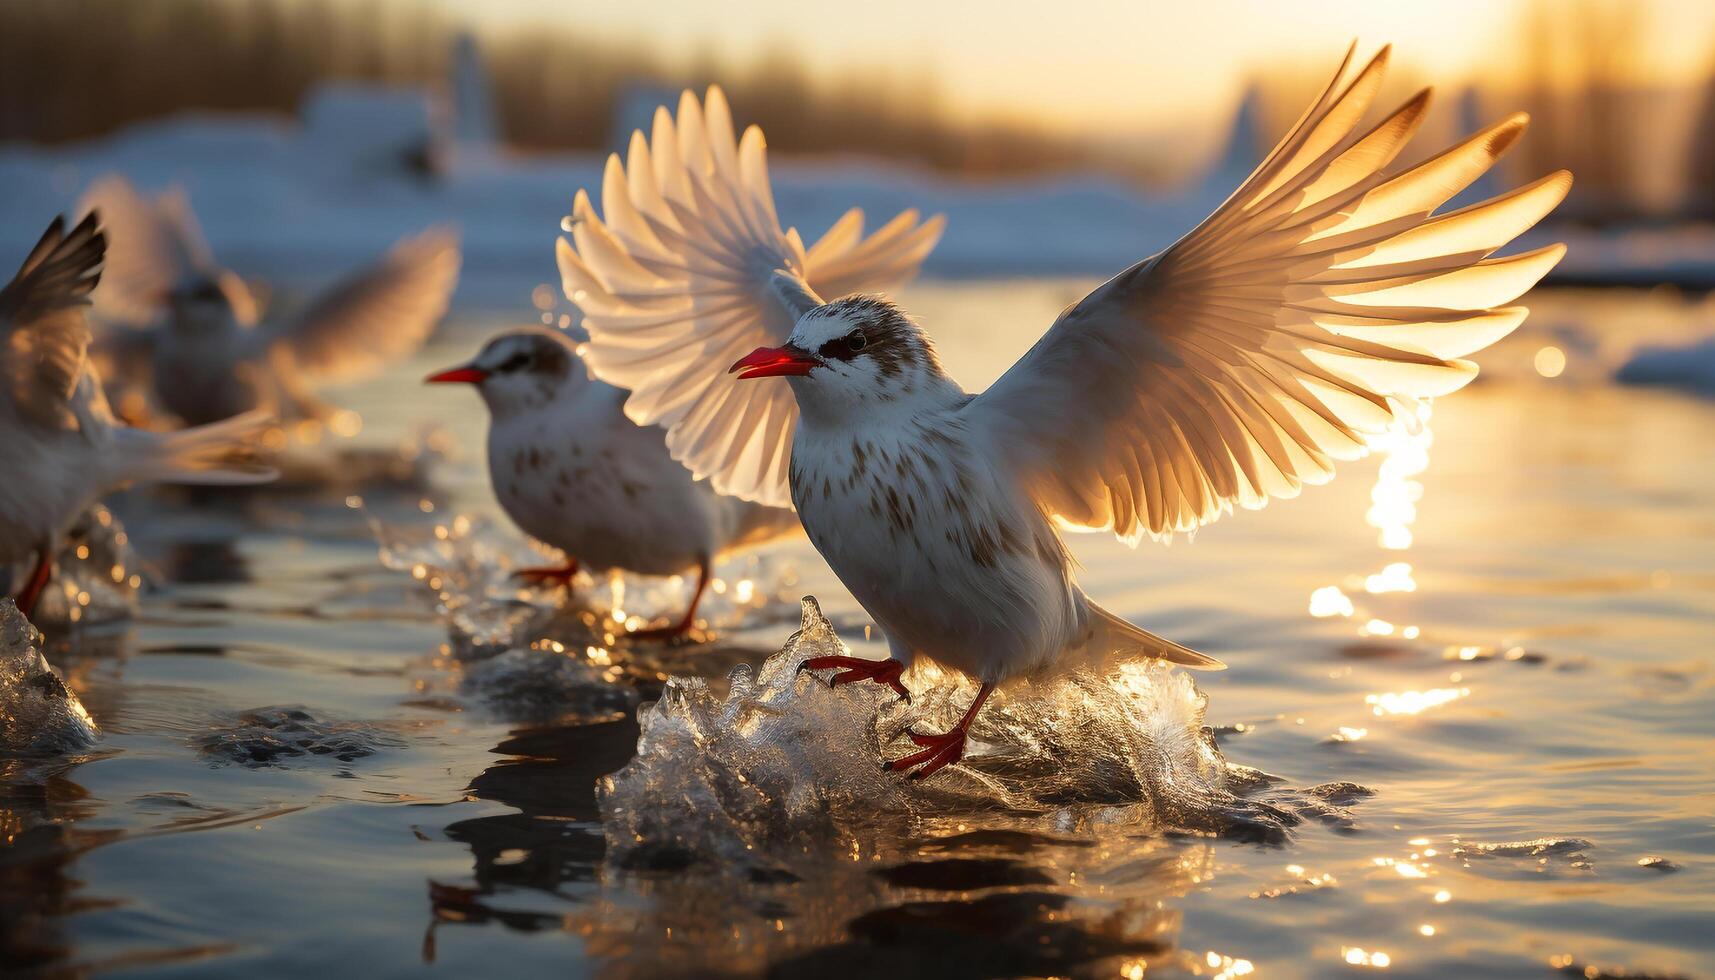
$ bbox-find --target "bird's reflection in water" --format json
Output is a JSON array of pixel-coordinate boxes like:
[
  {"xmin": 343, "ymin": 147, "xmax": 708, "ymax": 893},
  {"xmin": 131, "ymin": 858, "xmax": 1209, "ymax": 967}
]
[{"xmin": 425, "ymin": 719, "xmax": 634, "ymax": 958}]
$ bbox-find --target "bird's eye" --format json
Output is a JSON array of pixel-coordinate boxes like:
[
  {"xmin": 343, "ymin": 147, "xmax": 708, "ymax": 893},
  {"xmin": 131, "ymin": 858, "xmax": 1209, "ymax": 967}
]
[
  {"xmin": 845, "ymin": 329, "xmax": 867, "ymax": 352},
  {"xmin": 497, "ymin": 352, "xmax": 531, "ymax": 373}
]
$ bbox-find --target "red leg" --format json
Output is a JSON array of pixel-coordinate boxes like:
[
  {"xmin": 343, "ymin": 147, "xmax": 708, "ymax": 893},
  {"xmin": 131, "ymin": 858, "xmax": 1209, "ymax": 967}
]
[
  {"xmin": 884, "ymin": 683, "xmax": 994, "ymax": 780},
  {"xmin": 797, "ymin": 656, "xmax": 910, "ymax": 700},
  {"xmin": 512, "ymin": 558, "xmax": 580, "ymax": 587},
  {"xmin": 15, "ymin": 545, "xmax": 52, "ymax": 618},
  {"xmin": 626, "ymin": 558, "xmax": 709, "ymax": 640}
]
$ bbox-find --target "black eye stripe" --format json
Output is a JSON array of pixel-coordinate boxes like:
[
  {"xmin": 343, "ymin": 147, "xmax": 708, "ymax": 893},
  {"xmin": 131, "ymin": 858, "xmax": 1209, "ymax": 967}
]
[
  {"xmin": 496, "ymin": 352, "xmax": 531, "ymax": 372},
  {"xmin": 817, "ymin": 328, "xmax": 869, "ymax": 361}
]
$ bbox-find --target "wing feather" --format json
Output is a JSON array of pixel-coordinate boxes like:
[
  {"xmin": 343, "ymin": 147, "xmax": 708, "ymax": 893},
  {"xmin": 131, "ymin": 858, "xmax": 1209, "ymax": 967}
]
[
  {"xmin": 262, "ymin": 227, "xmax": 460, "ymax": 383},
  {"xmin": 0, "ymin": 214, "xmax": 105, "ymax": 431},
  {"xmin": 967, "ymin": 46, "xmax": 1569, "ymax": 541},
  {"xmin": 569, "ymin": 86, "xmax": 944, "ymax": 508}
]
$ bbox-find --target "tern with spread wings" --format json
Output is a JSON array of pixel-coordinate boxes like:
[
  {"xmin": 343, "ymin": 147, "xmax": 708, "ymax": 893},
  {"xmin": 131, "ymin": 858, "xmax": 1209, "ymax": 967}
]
[{"xmin": 559, "ymin": 48, "xmax": 1570, "ymax": 777}]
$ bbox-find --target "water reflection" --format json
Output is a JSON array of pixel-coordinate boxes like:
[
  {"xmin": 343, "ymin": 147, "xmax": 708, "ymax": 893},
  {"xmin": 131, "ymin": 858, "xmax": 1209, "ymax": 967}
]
[{"xmin": 1309, "ymin": 405, "xmax": 1435, "ymax": 646}]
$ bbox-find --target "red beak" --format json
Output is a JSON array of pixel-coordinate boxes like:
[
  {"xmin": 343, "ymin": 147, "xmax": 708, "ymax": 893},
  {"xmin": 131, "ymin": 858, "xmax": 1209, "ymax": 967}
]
[
  {"xmin": 730, "ymin": 345, "xmax": 819, "ymax": 380},
  {"xmin": 424, "ymin": 366, "xmax": 488, "ymax": 384}
]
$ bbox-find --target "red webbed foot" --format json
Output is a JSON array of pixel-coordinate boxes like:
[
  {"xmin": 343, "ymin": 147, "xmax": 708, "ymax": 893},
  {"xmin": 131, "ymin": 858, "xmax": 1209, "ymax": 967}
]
[
  {"xmin": 621, "ymin": 560, "xmax": 710, "ymax": 643},
  {"xmin": 797, "ymin": 655, "xmax": 910, "ymax": 701},
  {"xmin": 882, "ymin": 682, "xmax": 994, "ymax": 780}
]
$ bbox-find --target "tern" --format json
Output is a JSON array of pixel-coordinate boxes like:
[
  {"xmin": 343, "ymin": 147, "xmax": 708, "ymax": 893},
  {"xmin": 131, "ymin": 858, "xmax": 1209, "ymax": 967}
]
[
  {"xmin": 425, "ymin": 327, "xmax": 807, "ymax": 636},
  {"xmin": 0, "ymin": 214, "xmax": 276, "ymax": 618},
  {"xmin": 560, "ymin": 51, "xmax": 1570, "ymax": 777}
]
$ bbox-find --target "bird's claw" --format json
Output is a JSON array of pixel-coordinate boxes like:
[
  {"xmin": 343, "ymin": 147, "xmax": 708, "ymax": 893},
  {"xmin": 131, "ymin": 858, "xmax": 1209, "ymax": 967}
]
[
  {"xmin": 883, "ymin": 726, "xmax": 968, "ymax": 780},
  {"xmin": 796, "ymin": 655, "xmax": 910, "ymax": 701}
]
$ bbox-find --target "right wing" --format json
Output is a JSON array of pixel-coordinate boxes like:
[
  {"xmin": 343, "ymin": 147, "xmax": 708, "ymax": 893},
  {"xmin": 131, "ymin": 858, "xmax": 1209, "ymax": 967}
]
[
  {"xmin": 0, "ymin": 214, "xmax": 105, "ymax": 432},
  {"xmin": 258, "ymin": 227, "xmax": 460, "ymax": 386},
  {"xmin": 563, "ymin": 87, "xmax": 944, "ymax": 508}
]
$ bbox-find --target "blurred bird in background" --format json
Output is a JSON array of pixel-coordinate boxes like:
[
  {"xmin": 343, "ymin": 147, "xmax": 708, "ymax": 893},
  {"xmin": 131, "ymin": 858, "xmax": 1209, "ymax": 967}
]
[{"xmin": 77, "ymin": 175, "xmax": 460, "ymax": 431}]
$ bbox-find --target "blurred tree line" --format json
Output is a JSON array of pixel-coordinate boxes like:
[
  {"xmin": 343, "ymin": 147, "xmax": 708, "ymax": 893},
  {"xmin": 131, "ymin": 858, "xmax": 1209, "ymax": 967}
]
[{"xmin": 0, "ymin": 0, "xmax": 1144, "ymax": 179}]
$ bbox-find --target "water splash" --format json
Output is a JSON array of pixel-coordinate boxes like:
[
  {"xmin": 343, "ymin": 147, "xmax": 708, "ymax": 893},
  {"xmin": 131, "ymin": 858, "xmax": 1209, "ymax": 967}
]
[
  {"xmin": 0, "ymin": 599, "xmax": 100, "ymax": 755},
  {"xmin": 599, "ymin": 597, "xmax": 1369, "ymax": 872},
  {"xmin": 374, "ymin": 507, "xmax": 798, "ymax": 658}
]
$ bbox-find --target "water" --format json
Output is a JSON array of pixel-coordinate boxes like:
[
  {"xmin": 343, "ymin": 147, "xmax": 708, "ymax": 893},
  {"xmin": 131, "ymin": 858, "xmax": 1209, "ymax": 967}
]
[{"xmin": 3, "ymin": 282, "xmax": 1713, "ymax": 979}]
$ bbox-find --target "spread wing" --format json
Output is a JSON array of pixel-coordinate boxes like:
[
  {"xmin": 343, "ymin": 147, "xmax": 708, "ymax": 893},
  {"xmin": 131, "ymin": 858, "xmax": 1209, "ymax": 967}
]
[
  {"xmin": 259, "ymin": 227, "xmax": 460, "ymax": 384},
  {"xmin": 564, "ymin": 86, "xmax": 944, "ymax": 508},
  {"xmin": 0, "ymin": 214, "xmax": 105, "ymax": 431},
  {"xmin": 74, "ymin": 175, "xmax": 262, "ymax": 325},
  {"xmin": 966, "ymin": 45, "xmax": 1571, "ymax": 543}
]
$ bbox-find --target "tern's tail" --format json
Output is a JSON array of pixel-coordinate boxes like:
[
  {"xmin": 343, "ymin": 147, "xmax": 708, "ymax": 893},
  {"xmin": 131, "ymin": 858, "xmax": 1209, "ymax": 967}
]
[
  {"xmin": 1083, "ymin": 600, "xmax": 1225, "ymax": 670},
  {"xmin": 111, "ymin": 411, "xmax": 279, "ymax": 486}
]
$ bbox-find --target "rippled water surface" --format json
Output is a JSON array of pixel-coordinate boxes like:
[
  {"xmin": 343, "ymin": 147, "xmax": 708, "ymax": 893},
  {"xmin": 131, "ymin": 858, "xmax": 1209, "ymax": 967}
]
[{"xmin": 4, "ymin": 282, "xmax": 1713, "ymax": 979}]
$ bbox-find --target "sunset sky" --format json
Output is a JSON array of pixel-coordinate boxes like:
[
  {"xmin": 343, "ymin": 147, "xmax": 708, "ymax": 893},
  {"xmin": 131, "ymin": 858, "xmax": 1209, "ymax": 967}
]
[{"xmin": 442, "ymin": 0, "xmax": 1715, "ymax": 133}]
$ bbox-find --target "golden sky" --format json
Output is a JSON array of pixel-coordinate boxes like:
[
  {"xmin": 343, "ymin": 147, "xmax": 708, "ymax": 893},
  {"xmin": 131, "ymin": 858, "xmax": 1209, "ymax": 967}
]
[{"xmin": 445, "ymin": 0, "xmax": 1715, "ymax": 132}]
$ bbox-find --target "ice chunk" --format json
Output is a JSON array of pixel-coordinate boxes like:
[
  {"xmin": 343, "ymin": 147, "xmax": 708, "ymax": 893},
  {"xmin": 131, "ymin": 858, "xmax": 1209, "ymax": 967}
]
[
  {"xmin": 600, "ymin": 597, "xmax": 1363, "ymax": 871},
  {"xmin": 0, "ymin": 599, "xmax": 100, "ymax": 754},
  {"xmin": 197, "ymin": 706, "xmax": 402, "ymax": 768}
]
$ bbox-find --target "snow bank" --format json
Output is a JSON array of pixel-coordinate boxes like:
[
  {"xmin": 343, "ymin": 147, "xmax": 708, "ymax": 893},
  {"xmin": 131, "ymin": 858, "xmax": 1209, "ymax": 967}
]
[
  {"xmin": 0, "ymin": 104, "xmax": 1239, "ymax": 310},
  {"xmin": 1616, "ymin": 336, "xmax": 1715, "ymax": 394}
]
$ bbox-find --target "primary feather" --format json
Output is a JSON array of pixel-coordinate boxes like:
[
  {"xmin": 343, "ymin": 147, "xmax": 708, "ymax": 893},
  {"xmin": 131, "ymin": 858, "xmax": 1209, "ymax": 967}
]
[
  {"xmin": 969, "ymin": 44, "xmax": 1569, "ymax": 542},
  {"xmin": 0, "ymin": 214, "xmax": 105, "ymax": 431}
]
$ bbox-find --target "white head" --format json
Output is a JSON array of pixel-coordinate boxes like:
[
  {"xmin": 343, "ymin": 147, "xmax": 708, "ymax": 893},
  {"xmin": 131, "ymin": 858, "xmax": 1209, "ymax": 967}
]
[
  {"xmin": 425, "ymin": 327, "xmax": 580, "ymax": 418},
  {"xmin": 729, "ymin": 296, "xmax": 961, "ymax": 424}
]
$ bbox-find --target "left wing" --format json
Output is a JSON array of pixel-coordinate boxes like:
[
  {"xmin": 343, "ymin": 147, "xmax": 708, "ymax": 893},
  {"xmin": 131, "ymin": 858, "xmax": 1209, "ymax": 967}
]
[
  {"xmin": 0, "ymin": 214, "xmax": 106, "ymax": 431},
  {"xmin": 564, "ymin": 86, "xmax": 943, "ymax": 508},
  {"xmin": 966, "ymin": 45, "xmax": 1570, "ymax": 543},
  {"xmin": 259, "ymin": 227, "xmax": 460, "ymax": 385}
]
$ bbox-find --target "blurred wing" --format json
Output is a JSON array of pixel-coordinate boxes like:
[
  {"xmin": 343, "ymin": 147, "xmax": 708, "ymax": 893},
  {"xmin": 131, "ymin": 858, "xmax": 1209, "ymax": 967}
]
[
  {"xmin": 0, "ymin": 214, "xmax": 105, "ymax": 431},
  {"xmin": 968, "ymin": 45, "xmax": 1570, "ymax": 543},
  {"xmin": 567, "ymin": 86, "xmax": 943, "ymax": 508},
  {"xmin": 76, "ymin": 176, "xmax": 212, "ymax": 324},
  {"xmin": 263, "ymin": 227, "xmax": 460, "ymax": 384}
]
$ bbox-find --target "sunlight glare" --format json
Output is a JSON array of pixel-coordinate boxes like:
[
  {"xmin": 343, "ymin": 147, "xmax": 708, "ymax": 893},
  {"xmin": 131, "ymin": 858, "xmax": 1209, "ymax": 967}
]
[
  {"xmin": 1534, "ymin": 346, "xmax": 1567, "ymax": 378},
  {"xmin": 1366, "ymin": 688, "xmax": 1469, "ymax": 716}
]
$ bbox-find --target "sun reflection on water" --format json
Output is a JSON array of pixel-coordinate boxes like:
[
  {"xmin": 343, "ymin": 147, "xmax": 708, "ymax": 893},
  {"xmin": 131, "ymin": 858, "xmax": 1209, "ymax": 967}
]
[
  {"xmin": 1309, "ymin": 404, "xmax": 1436, "ymax": 643},
  {"xmin": 1365, "ymin": 688, "xmax": 1470, "ymax": 716}
]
